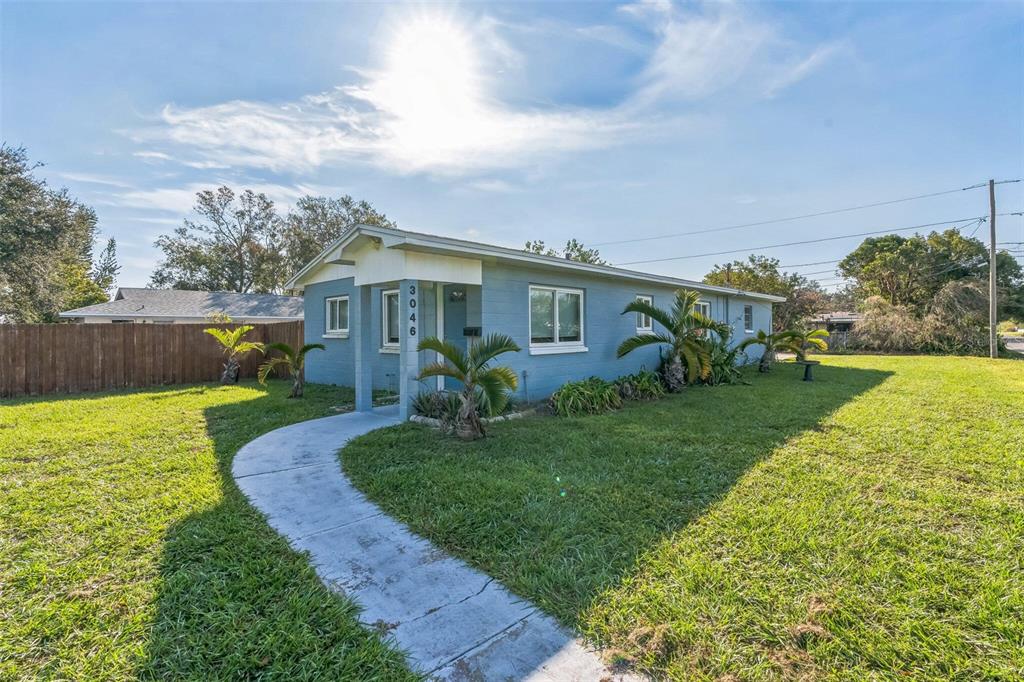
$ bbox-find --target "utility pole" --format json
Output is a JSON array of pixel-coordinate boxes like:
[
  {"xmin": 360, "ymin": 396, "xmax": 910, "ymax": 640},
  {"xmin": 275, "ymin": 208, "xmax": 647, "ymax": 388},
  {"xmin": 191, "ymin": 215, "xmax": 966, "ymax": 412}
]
[{"xmin": 989, "ymin": 179, "xmax": 997, "ymax": 358}]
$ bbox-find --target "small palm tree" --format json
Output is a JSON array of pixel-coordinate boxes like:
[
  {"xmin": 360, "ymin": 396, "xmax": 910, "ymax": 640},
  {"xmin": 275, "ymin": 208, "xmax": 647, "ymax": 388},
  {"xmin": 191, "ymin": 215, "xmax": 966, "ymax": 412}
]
[
  {"xmin": 737, "ymin": 330, "xmax": 802, "ymax": 372},
  {"xmin": 785, "ymin": 328, "xmax": 830, "ymax": 360},
  {"xmin": 257, "ymin": 342, "xmax": 325, "ymax": 398},
  {"xmin": 618, "ymin": 289, "xmax": 730, "ymax": 391},
  {"xmin": 204, "ymin": 325, "xmax": 264, "ymax": 384},
  {"xmin": 417, "ymin": 333, "xmax": 521, "ymax": 440}
]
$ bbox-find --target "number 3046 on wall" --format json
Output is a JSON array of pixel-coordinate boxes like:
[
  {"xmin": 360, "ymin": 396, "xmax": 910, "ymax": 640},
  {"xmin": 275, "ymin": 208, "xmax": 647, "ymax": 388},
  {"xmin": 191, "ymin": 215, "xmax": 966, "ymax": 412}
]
[{"xmin": 408, "ymin": 284, "xmax": 416, "ymax": 336}]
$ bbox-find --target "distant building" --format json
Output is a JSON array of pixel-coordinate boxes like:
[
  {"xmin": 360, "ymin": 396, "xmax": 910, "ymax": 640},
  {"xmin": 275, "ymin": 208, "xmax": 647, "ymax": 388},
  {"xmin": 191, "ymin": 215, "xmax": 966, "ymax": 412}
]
[
  {"xmin": 59, "ymin": 288, "xmax": 303, "ymax": 324},
  {"xmin": 811, "ymin": 311, "xmax": 863, "ymax": 333}
]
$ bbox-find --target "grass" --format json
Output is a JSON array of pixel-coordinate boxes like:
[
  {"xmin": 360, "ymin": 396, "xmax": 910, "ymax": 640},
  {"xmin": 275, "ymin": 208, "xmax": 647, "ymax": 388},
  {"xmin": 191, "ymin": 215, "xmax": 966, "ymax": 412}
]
[
  {"xmin": 0, "ymin": 381, "xmax": 415, "ymax": 681},
  {"xmin": 343, "ymin": 356, "xmax": 1024, "ymax": 680}
]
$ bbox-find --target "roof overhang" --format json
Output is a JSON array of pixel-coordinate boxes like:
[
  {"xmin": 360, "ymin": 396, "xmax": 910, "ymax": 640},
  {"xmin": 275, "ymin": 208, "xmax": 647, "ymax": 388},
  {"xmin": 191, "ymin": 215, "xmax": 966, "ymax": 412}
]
[{"xmin": 285, "ymin": 225, "xmax": 787, "ymax": 303}]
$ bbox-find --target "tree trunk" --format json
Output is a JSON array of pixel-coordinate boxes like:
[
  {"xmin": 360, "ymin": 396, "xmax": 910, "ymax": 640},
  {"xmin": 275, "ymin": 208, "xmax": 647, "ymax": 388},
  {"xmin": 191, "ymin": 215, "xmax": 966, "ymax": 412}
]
[
  {"xmin": 221, "ymin": 357, "xmax": 240, "ymax": 384},
  {"xmin": 758, "ymin": 348, "xmax": 774, "ymax": 372},
  {"xmin": 661, "ymin": 354, "xmax": 686, "ymax": 392},
  {"xmin": 290, "ymin": 370, "xmax": 304, "ymax": 398},
  {"xmin": 455, "ymin": 390, "xmax": 485, "ymax": 440}
]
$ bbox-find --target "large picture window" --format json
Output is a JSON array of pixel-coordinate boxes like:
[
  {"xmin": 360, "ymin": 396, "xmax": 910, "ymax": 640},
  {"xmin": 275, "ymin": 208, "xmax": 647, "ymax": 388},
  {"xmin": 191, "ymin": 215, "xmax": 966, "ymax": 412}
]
[
  {"xmin": 636, "ymin": 295, "xmax": 653, "ymax": 333},
  {"xmin": 325, "ymin": 296, "xmax": 349, "ymax": 336},
  {"xmin": 382, "ymin": 289, "xmax": 400, "ymax": 348},
  {"xmin": 529, "ymin": 285, "xmax": 586, "ymax": 354}
]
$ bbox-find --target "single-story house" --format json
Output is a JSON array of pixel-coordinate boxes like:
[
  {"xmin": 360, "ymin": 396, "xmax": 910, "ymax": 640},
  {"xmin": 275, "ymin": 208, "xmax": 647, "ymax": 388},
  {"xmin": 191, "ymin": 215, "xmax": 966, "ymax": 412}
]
[
  {"xmin": 286, "ymin": 224, "xmax": 784, "ymax": 421},
  {"xmin": 811, "ymin": 311, "xmax": 863, "ymax": 333},
  {"xmin": 59, "ymin": 288, "xmax": 304, "ymax": 324}
]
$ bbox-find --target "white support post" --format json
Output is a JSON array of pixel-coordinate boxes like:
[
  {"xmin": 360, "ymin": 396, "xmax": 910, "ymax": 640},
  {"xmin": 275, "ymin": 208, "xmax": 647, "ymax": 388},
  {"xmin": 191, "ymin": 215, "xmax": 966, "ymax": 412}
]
[
  {"xmin": 353, "ymin": 285, "xmax": 373, "ymax": 412},
  {"xmin": 398, "ymin": 279, "xmax": 422, "ymax": 421}
]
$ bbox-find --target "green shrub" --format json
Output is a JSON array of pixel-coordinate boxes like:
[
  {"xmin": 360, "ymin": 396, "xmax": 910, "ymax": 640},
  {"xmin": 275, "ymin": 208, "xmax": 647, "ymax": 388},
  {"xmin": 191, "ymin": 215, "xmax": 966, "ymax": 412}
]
[
  {"xmin": 550, "ymin": 377, "xmax": 622, "ymax": 417},
  {"xmin": 413, "ymin": 389, "xmax": 517, "ymax": 426},
  {"xmin": 614, "ymin": 370, "xmax": 666, "ymax": 401}
]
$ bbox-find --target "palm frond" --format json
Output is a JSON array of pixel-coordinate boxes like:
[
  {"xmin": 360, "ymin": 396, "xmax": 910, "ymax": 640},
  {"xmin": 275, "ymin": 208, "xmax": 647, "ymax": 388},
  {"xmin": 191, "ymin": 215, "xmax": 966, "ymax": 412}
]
[
  {"xmin": 670, "ymin": 289, "xmax": 702, "ymax": 331},
  {"xmin": 468, "ymin": 333, "xmax": 521, "ymax": 369},
  {"xmin": 257, "ymin": 357, "xmax": 289, "ymax": 385},
  {"xmin": 417, "ymin": 336, "xmax": 469, "ymax": 375},
  {"xmin": 417, "ymin": 362, "xmax": 466, "ymax": 384},
  {"xmin": 298, "ymin": 343, "xmax": 326, "ymax": 358},
  {"xmin": 736, "ymin": 331, "xmax": 769, "ymax": 352},
  {"xmin": 476, "ymin": 369, "xmax": 516, "ymax": 416},
  {"xmin": 263, "ymin": 342, "xmax": 295, "ymax": 359},
  {"xmin": 620, "ymin": 299, "xmax": 675, "ymax": 332},
  {"xmin": 616, "ymin": 332, "xmax": 674, "ymax": 358}
]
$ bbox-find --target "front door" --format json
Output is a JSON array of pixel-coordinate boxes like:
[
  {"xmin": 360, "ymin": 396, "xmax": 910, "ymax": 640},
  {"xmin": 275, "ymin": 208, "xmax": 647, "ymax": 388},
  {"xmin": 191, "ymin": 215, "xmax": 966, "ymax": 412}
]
[{"xmin": 441, "ymin": 285, "xmax": 467, "ymax": 392}]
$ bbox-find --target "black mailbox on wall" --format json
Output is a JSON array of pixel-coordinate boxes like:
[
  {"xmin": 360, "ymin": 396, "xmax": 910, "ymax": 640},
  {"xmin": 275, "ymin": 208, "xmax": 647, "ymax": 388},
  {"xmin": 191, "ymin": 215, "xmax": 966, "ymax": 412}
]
[{"xmin": 463, "ymin": 326, "xmax": 481, "ymax": 337}]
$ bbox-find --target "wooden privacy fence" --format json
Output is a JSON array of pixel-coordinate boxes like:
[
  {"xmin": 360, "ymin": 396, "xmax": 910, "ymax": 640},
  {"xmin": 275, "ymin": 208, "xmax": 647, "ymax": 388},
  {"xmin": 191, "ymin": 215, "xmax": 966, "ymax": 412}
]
[{"xmin": 0, "ymin": 321, "xmax": 304, "ymax": 398}]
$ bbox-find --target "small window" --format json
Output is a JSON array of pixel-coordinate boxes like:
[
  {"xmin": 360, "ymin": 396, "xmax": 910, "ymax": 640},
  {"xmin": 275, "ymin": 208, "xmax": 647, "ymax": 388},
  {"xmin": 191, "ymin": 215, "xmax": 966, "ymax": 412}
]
[
  {"xmin": 382, "ymin": 289, "xmax": 400, "ymax": 348},
  {"xmin": 695, "ymin": 301, "xmax": 712, "ymax": 319},
  {"xmin": 635, "ymin": 295, "xmax": 653, "ymax": 333},
  {"xmin": 529, "ymin": 285, "xmax": 586, "ymax": 353},
  {"xmin": 744, "ymin": 305, "xmax": 754, "ymax": 332},
  {"xmin": 325, "ymin": 296, "xmax": 349, "ymax": 336}
]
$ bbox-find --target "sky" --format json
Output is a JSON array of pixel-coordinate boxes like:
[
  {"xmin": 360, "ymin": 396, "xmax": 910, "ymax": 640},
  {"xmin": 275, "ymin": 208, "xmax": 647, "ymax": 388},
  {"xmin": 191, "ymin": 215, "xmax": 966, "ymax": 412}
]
[{"xmin": 3, "ymin": 0, "xmax": 1023, "ymax": 290}]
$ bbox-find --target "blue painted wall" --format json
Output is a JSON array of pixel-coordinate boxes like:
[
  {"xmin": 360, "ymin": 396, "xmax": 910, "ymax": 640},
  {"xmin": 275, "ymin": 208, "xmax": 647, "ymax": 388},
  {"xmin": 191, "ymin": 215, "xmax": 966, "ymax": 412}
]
[{"xmin": 302, "ymin": 266, "xmax": 774, "ymax": 401}]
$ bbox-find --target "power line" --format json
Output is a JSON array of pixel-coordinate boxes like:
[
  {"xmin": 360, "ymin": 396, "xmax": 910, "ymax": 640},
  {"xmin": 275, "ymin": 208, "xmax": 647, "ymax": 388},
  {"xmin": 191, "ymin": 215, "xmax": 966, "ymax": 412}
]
[
  {"xmin": 614, "ymin": 215, "xmax": 991, "ymax": 266},
  {"xmin": 779, "ymin": 259, "xmax": 843, "ymax": 268},
  {"xmin": 591, "ymin": 179, "xmax": 1021, "ymax": 248}
]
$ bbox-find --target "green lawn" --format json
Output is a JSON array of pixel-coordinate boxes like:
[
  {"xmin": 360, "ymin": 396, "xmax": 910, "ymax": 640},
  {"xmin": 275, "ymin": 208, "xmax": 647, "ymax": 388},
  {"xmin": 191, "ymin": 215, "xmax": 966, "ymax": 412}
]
[
  {"xmin": 0, "ymin": 382, "xmax": 414, "ymax": 681},
  {"xmin": 343, "ymin": 356, "xmax": 1024, "ymax": 680}
]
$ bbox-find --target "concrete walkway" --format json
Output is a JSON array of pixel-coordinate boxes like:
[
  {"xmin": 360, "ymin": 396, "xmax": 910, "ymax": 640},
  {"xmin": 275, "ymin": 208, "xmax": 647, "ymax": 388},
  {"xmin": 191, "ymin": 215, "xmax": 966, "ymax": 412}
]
[{"xmin": 233, "ymin": 405, "xmax": 636, "ymax": 681}]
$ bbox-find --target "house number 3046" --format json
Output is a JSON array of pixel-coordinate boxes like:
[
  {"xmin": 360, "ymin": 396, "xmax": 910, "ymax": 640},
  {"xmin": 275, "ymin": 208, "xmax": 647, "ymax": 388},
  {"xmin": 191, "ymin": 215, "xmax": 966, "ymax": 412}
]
[{"xmin": 408, "ymin": 285, "xmax": 416, "ymax": 336}]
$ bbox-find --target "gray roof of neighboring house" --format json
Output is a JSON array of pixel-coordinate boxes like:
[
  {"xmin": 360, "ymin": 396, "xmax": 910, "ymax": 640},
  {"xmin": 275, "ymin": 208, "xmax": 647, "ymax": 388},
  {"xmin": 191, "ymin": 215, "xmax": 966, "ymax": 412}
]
[{"xmin": 59, "ymin": 288, "xmax": 304, "ymax": 320}]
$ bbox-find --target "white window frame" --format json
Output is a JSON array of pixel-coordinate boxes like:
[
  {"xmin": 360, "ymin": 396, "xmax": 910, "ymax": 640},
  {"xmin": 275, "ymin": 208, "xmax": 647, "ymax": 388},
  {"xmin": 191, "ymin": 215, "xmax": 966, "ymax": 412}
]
[
  {"xmin": 635, "ymin": 295, "xmax": 654, "ymax": 334},
  {"xmin": 381, "ymin": 289, "xmax": 400, "ymax": 352},
  {"xmin": 695, "ymin": 300, "xmax": 712, "ymax": 319},
  {"xmin": 743, "ymin": 304, "xmax": 754, "ymax": 333},
  {"xmin": 324, "ymin": 295, "xmax": 349, "ymax": 338},
  {"xmin": 528, "ymin": 285, "xmax": 587, "ymax": 355}
]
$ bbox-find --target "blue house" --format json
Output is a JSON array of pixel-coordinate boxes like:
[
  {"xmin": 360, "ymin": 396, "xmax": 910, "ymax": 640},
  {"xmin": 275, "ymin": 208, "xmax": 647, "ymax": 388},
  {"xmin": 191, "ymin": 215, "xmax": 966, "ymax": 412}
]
[{"xmin": 286, "ymin": 225, "xmax": 783, "ymax": 420}]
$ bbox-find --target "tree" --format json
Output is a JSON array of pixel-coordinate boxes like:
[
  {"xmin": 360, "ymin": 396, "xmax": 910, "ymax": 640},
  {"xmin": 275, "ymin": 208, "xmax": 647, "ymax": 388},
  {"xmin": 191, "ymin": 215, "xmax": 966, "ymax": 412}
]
[
  {"xmin": 203, "ymin": 325, "xmax": 264, "ymax": 384},
  {"xmin": 280, "ymin": 195, "xmax": 395, "ymax": 278},
  {"xmin": 416, "ymin": 333, "xmax": 521, "ymax": 440},
  {"xmin": 0, "ymin": 145, "xmax": 118, "ymax": 322},
  {"xmin": 152, "ymin": 187, "xmax": 282, "ymax": 293},
  {"xmin": 703, "ymin": 255, "xmax": 826, "ymax": 331},
  {"xmin": 257, "ymin": 342, "xmax": 325, "ymax": 398},
  {"xmin": 91, "ymin": 238, "xmax": 120, "ymax": 294},
  {"xmin": 524, "ymin": 239, "xmax": 607, "ymax": 265},
  {"xmin": 785, "ymin": 328, "xmax": 830, "ymax": 360},
  {"xmin": 617, "ymin": 289, "xmax": 729, "ymax": 391},
  {"xmin": 736, "ymin": 330, "xmax": 802, "ymax": 372}
]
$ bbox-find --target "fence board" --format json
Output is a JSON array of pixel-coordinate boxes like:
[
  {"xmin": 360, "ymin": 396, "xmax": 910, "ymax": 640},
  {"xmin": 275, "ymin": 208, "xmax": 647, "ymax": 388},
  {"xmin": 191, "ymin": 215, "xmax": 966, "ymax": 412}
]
[{"xmin": 0, "ymin": 321, "xmax": 303, "ymax": 398}]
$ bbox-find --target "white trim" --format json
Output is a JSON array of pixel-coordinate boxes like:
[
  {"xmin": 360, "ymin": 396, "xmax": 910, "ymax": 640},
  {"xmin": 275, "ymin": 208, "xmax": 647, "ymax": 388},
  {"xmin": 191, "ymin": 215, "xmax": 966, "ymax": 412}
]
[
  {"xmin": 695, "ymin": 300, "xmax": 712, "ymax": 319},
  {"xmin": 635, "ymin": 294, "xmax": 653, "ymax": 333},
  {"xmin": 743, "ymin": 304, "xmax": 754, "ymax": 333},
  {"xmin": 528, "ymin": 284, "xmax": 586, "ymax": 352},
  {"xmin": 285, "ymin": 224, "xmax": 786, "ymax": 303},
  {"xmin": 325, "ymin": 295, "xmax": 349, "ymax": 336},
  {"xmin": 381, "ymin": 289, "xmax": 400, "ymax": 349}
]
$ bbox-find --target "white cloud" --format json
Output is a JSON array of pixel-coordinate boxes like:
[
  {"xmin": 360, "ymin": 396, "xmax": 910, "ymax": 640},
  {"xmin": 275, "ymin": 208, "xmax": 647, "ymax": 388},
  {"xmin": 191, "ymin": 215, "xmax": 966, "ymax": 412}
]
[
  {"xmin": 104, "ymin": 181, "xmax": 330, "ymax": 215},
  {"xmin": 132, "ymin": 4, "xmax": 837, "ymax": 176},
  {"xmin": 57, "ymin": 171, "xmax": 133, "ymax": 188}
]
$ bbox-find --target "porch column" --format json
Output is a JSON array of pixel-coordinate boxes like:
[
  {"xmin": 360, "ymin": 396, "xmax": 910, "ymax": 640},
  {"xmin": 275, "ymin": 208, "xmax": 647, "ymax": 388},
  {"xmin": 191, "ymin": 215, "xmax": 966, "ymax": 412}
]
[
  {"xmin": 398, "ymin": 279, "xmax": 422, "ymax": 421},
  {"xmin": 353, "ymin": 284, "xmax": 373, "ymax": 412}
]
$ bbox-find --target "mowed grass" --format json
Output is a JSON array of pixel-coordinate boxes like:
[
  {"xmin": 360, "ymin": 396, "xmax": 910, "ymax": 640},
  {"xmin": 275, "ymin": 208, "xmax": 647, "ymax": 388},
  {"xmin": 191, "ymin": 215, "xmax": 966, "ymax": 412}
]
[
  {"xmin": 343, "ymin": 356, "xmax": 1024, "ymax": 680},
  {"xmin": 0, "ymin": 382, "xmax": 414, "ymax": 681}
]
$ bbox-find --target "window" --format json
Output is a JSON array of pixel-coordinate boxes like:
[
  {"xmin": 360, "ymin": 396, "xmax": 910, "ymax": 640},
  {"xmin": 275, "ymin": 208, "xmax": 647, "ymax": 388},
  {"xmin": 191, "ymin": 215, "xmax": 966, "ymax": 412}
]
[
  {"xmin": 382, "ymin": 289, "xmax": 400, "ymax": 348},
  {"xmin": 743, "ymin": 305, "xmax": 754, "ymax": 332},
  {"xmin": 325, "ymin": 296, "xmax": 349, "ymax": 336},
  {"xmin": 636, "ymin": 295, "xmax": 653, "ymax": 333},
  {"xmin": 695, "ymin": 301, "xmax": 711, "ymax": 319},
  {"xmin": 529, "ymin": 285, "xmax": 586, "ymax": 354}
]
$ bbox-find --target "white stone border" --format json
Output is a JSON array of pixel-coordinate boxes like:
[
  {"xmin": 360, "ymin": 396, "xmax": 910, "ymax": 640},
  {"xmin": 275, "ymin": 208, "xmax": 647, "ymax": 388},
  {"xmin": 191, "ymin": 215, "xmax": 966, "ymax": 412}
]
[{"xmin": 409, "ymin": 408, "xmax": 536, "ymax": 428}]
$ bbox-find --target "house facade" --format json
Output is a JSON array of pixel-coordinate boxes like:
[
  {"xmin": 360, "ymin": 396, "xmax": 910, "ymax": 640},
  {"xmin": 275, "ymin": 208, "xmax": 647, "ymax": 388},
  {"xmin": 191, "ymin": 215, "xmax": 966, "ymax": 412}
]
[{"xmin": 287, "ymin": 225, "xmax": 783, "ymax": 420}]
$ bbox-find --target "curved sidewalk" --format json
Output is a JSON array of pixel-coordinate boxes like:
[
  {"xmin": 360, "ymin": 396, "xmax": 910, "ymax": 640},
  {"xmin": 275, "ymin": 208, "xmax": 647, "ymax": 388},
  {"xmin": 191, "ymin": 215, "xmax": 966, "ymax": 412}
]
[{"xmin": 233, "ymin": 405, "xmax": 636, "ymax": 681}]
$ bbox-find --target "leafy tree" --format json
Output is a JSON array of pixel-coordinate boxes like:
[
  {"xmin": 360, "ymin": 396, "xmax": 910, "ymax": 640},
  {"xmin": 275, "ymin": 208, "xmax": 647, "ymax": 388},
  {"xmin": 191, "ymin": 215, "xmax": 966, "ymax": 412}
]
[
  {"xmin": 152, "ymin": 187, "xmax": 282, "ymax": 293},
  {"xmin": 91, "ymin": 238, "xmax": 120, "ymax": 294},
  {"xmin": 203, "ymin": 325, "xmax": 264, "ymax": 384},
  {"xmin": 280, "ymin": 195, "xmax": 395, "ymax": 278},
  {"xmin": 0, "ymin": 145, "xmax": 117, "ymax": 322},
  {"xmin": 257, "ymin": 341, "xmax": 325, "ymax": 398},
  {"xmin": 703, "ymin": 255, "xmax": 825, "ymax": 331},
  {"xmin": 617, "ymin": 289, "xmax": 729, "ymax": 391},
  {"xmin": 416, "ymin": 333, "xmax": 521, "ymax": 440},
  {"xmin": 524, "ymin": 239, "xmax": 607, "ymax": 265}
]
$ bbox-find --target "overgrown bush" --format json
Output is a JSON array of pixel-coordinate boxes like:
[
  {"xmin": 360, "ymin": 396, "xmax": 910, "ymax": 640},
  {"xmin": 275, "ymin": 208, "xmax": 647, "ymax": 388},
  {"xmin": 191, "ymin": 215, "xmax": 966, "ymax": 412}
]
[
  {"xmin": 550, "ymin": 377, "xmax": 622, "ymax": 417},
  {"xmin": 701, "ymin": 327, "xmax": 747, "ymax": 384},
  {"xmin": 614, "ymin": 370, "xmax": 666, "ymax": 401},
  {"xmin": 413, "ymin": 389, "xmax": 517, "ymax": 429}
]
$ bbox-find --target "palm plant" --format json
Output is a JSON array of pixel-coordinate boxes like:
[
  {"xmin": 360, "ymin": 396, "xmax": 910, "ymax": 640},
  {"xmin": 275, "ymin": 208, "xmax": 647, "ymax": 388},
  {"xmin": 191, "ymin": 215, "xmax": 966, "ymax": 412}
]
[
  {"xmin": 257, "ymin": 342, "xmax": 325, "ymax": 398},
  {"xmin": 416, "ymin": 333, "xmax": 521, "ymax": 440},
  {"xmin": 785, "ymin": 328, "xmax": 830, "ymax": 360},
  {"xmin": 737, "ymin": 330, "xmax": 802, "ymax": 372},
  {"xmin": 618, "ymin": 289, "xmax": 730, "ymax": 391},
  {"xmin": 203, "ymin": 325, "xmax": 264, "ymax": 384}
]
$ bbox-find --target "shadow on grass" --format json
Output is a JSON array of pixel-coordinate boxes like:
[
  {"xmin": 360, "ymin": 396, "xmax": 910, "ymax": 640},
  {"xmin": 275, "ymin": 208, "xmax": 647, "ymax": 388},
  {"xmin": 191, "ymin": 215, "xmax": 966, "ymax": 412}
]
[
  {"xmin": 341, "ymin": 364, "xmax": 894, "ymax": 635},
  {"xmin": 139, "ymin": 382, "xmax": 413, "ymax": 680}
]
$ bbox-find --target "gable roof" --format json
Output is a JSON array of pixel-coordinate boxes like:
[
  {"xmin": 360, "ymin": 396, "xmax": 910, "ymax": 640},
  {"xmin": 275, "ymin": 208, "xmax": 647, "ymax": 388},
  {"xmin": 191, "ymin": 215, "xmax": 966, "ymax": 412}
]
[
  {"xmin": 286, "ymin": 224, "xmax": 786, "ymax": 303},
  {"xmin": 60, "ymin": 288, "xmax": 304, "ymax": 320}
]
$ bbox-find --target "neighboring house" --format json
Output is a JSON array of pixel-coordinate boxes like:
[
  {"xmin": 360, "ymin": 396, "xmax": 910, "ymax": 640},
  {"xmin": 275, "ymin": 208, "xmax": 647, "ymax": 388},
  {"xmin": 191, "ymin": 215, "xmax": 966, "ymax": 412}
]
[
  {"xmin": 286, "ymin": 224, "xmax": 784, "ymax": 421},
  {"xmin": 811, "ymin": 311, "xmax": 863, "ymax": 333},
  {"xmin": 59, "ymin": 288, "xmax": 303, "ymax": 324}
]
